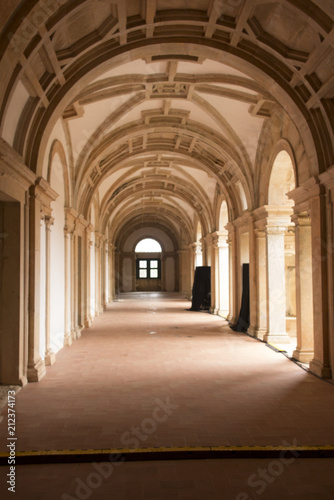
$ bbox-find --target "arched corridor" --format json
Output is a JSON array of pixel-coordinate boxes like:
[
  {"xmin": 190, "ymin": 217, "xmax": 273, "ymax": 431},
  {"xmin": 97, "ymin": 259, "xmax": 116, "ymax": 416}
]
[
  {"xmin": 1, "ymin": 0, "xmax": 334, "ymax": 497},
  {"xmin": 1, "ymin": 0, "xmax": 334, "ymax": 385}
]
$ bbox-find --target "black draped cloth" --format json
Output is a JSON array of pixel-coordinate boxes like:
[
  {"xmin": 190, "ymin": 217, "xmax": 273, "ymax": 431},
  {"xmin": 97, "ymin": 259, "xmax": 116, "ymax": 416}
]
[
  {"xmin": 189, "ymin": 266, "xmax": 211, "ymax": 311},
  {"xmin": 230, "ymin": 263, "xmax": 250, "ymax": 332}
]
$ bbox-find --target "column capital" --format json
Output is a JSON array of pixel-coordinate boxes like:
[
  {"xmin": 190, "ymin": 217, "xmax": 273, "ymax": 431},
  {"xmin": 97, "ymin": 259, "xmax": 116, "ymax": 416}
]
[
  {"xmin": 201, "ymin": 234, "xmax": 213, "ymax": 246},
  {"xmin": 189, "ymin": 242, "xmax": 202, "ymax": 253},
  {"xmin": 108, "ymin": 241, "xmax": 116, "ymax": 251},
  {"xmin": 64, "ymin": 207, "xmax": 77, "ymax": 234},
  {"xmin": 254, "ymin": 227, "xmax": 266, "ymax": 238},
  {"xmin": 290, "ymin": 211, "xmax": 311, "ymax": 227},
  {"xmin": 32, "ymin": 177, "xmax": 58, "ymax": 205},
  {"xmin": 287, "ymin": 175, "xmax": 327, "ymax": 211},
  {"xmin": 94, "ymin": 231, "xmax": 104, "ymax": 247},
  {"xmin": 232, "ymin": 211, "xmax": 252, "ymax": 228},
  {"xmin": 44, "ymin": 214, "xmax": 54, "ymax": 229},
  {"xmin": 266, "ymin": 225, "xmax": 287, "ymax": 236},
  {"xmin": 211, "ymin": 231, "xmax": 228, "ymax": 248}
]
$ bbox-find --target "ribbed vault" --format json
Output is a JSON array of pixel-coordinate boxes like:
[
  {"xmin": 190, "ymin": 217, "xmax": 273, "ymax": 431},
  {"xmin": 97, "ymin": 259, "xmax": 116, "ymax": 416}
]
[{"xmin": 1, "ymin": 0, "xmax": 334, "ymax": 247}]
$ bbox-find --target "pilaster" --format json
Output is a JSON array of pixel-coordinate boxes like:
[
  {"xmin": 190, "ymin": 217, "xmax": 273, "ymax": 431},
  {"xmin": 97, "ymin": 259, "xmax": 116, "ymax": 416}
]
[
  {"xmin": 27, "ymin": 178, "xmax": 57, "ymax": 381},
  {"xmin": 43, "ymin": 214, "xmax": 56, "ymax": 366},
  {"xmin": 291, "ymin": 212, "xmax": 314, "ymax": 362},
  {"xmin": 319, "ymin": 166, "xmax": 334, "ymax": 378},
  {"xmin": 305, "ymin": 177, "xmax": 332, "ymax": 378},
  {"xmin": 209, "ymin": 232, "xmax": 228, "ymax": 315},
  {"xmin": 248, "ymin": 207, "xmax": 268, "ymax": 339}
]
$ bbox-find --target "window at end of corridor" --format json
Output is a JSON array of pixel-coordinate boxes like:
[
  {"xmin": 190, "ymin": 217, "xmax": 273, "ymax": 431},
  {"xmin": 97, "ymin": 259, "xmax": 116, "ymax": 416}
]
[{"xmin": 136, "ymin": 259, "xmax": 161, "ymax": 279}]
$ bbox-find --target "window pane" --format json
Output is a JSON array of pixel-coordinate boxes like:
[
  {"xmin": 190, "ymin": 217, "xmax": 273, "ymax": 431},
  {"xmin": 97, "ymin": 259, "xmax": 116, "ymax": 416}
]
[
  {"xmin": 150, "ymin": 260, "xmax": 158, "ymax": 268},
  {"xmin": 139, "ymin": 269, "xmax": 147, "ymax": 278},
  {"xmin": 150, "ymin": 269, "xmax": 158, "ymax": 278},
  {"xmin": 139, "ymin": 260, "xmax": 147, "ymax": 268}
]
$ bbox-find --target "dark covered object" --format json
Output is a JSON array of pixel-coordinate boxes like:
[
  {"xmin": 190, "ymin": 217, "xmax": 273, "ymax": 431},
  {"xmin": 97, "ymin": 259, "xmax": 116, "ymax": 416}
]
[
  {"xmin": 230, "ymin": 263, "xmax": 250, "ymax": 332},
  {"xmin": 189, "ymin": 266, "xmax": 211, "ymax": 311}
]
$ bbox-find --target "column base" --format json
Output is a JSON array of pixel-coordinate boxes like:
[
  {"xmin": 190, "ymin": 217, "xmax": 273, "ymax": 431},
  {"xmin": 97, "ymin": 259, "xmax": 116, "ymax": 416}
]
[
  {"xmin": 45, "ymin": 350, "xmax": 56, "ymax": 366},
  {"xmin": 75, "ymin": 328, "xmax": 82, "ymax": 339},
  {"xmin": 2, "ymin": 375, "xmax": 28, "ymax": 386},
  {"xmin": 309, "ymin": 359, "xmax": 332, "ymax": 379},
  {"xmin": 247, "ymin": 327, "xmax": 267, "ymax": 340},
  {"xmin": 27, "ymin": 357, "xmax": 46, "ymax": 382},
  {"xmin": 264, "ymin": 333, "xmax": 291, "ymax": 345},
  {"xmin": 227, "ymin": 314, "xmax": 237, "ymax": 324},
  {"xmin": 19, "ymin": 376, "xmax": 28, "ymax": 387},
  {"xmin": 84, "ymin": 316, "xmax": 93, "ymax": 328},
  {"xmin": 292, "ymin": 348, "xmax": 314, "ymax": 363},
  {"xmin": 71, "ymin": 329, "xmax": 77, "ymax": 341},
  {"xmin": 209, "ymin": 307, "xmax": 219, "ymax": 314},
  {"xmin": 64, "ymin": 332, "xmax": 72, "ymax": 347}
]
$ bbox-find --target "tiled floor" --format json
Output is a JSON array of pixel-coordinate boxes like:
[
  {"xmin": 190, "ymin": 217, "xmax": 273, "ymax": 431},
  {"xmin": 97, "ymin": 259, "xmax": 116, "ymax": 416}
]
[{"xmin": 1, "ymin": 292, "xmax": 334, "ymax": 499}]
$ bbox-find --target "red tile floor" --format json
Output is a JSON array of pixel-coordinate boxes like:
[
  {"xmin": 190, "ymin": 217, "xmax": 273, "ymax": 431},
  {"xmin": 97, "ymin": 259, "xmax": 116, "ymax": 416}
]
[{"xmin": 1, "ymin": 292, "xmax": 334, "ymax": 499}]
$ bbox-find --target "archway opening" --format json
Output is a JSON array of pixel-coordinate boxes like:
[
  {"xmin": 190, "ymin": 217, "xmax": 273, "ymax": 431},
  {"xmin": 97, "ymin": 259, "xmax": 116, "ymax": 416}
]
[{"xmin": 267, "ymin": 150, "xmax": 296, "ymax": 349}]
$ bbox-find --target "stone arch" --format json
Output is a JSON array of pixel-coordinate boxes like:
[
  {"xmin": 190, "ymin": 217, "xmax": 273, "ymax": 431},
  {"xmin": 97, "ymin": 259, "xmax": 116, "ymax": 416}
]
[
  {"xmin": 264, "ymin": 144, "xmax": 297, "ymax": 345},
  {"xmin": 219, "ymin": 200, "xmax": 229, "ymax": 231},
  {"xmin": 266, "ymin": 140, "xmax": 297, "ymax": 206},
  {"xmin": 47, "ymin": 140, "xmax": 72, "ymax": 207}
]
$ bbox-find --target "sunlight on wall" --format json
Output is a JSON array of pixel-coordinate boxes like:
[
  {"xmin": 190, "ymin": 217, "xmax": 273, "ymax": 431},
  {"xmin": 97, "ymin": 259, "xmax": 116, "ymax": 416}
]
[
  {"xmin": 50, "ymin": 153, "xmax": 65, "ymax": 354},
  {"xmin": 135, "ymin": 238, "xmax": 162, "ymax": 252}
]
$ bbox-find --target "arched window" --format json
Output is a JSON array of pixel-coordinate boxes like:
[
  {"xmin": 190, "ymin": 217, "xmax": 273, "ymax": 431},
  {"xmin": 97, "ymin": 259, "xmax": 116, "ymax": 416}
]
[
  {"xmin": 135, "ymin": 238, "xmax": 162, "ymax": 280},
  {"xmin": 135, "ymin": 238, "xmax": 162, "ymax": 253}
]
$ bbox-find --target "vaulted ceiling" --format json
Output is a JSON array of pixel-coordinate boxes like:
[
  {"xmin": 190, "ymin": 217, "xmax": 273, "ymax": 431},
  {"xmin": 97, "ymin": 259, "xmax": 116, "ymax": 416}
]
[{"xmin": 1, "ymin": 0, "xmax": 334, "ymax": 248}]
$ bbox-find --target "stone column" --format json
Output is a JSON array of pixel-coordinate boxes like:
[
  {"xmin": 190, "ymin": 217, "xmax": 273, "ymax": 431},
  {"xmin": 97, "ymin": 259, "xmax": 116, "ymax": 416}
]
[
  {"xmin": 115, "ymin": 250, "xmax": 120, "ymax": 295},
  {"xmin": 72, "ymin": 232, "xmax": 79, "ymax": 337},
  {"xmin": 95, "ymin": 232, "xmax": 102, "ymax": 314},
  {"xmin": 179, "ymin": 248, "xmax": 192, "ymax": 298},
  {"xmin": 174, "ymin": 251, "xmax": 179, "ymax": 292},
  {"xmin": 103, "ymin": 239, "xmax": 109, "ymax": 306},
  {"xmin": 44, "ymin": 215, "xmax": 56, "ymax": 366},
  {"xmin": 218, "ymin": 232, "xmax": 229, "ymax": 317},
  {"xmin": 250, "ymin": 208, "xmax": 268, "ymax": 339},
  {"xmin": 319, "ymin": 167, "xmax": 334, "ymax": 378},
  {"xmin": 309, "ymin": 186, "xmax": 331, "ymax": 378},
  {"xmin": 226, "ymin": 223, "xmax": 237, "ymax": 323},
  {"xmin": 210, "ymin": 233, "xmax": 220, "ymax": 314},
  {"xmin": 64, "ymin": 229, "xmax": 72, "ymax": 346},
  {"xmin": 248, "ymin": 217, "xmax": 257, "ymax": 335},
  {"xmin": 108, "ymin": 242, "xmax": 114, "ymax": 300},
  {"xmin": 265, "ymin": 225, "xmax": 290, "ymax": 344},
  {"xmin": 27, "ymin": 184, "xmax": 49, "ymax": 382},
  {"xmin": 190, "ymin": 243, "xmax": 196, "ymax": 290},
  {"xmin": 84, "ymin": 225, "xmax": 92, "ymax": 327},
  {"xmin": 70, "ymin": 232, "xmax": 77, "ymax": 341},
  {"xmin": 118, "ymin": 252, "xmax": 124, "ymax": 293},
  {"xmin": 251, "ymin": 228, "xmax": 268, "ymax": 340},
  {"xmin": 291, "ymin": 212, "xmax": 314, "ymax": 362}
]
